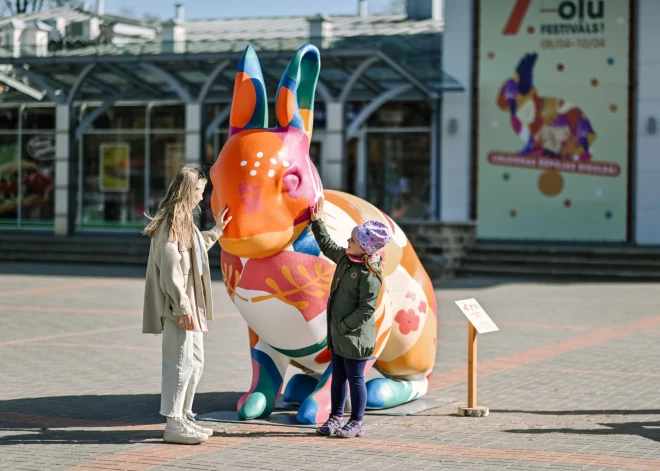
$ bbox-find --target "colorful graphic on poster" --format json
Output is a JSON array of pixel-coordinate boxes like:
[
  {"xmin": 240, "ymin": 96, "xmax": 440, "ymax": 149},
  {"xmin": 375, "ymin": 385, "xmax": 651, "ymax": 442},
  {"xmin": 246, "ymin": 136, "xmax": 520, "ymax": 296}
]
[
  {"xmin": 476, "ymin": 0, "xmax": 631, "ymax": 241},
  {"xmin": 100, "ymin": 144, "xmax": 130, "ymax": 192}
]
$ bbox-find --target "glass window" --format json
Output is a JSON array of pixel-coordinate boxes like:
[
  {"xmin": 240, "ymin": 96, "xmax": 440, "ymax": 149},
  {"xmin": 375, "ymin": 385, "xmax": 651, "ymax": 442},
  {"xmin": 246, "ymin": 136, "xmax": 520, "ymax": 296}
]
[
  {"xmin": 151, "ymin": 105, "xmax": 185, "ymax": 130},
  {"xmin": 0, "ymin": 135, "xmax": 19, "ymax": 226},
  {"xmin": 363, "ymin": 101, "xmax": 431, "ymax": 128},
  {"xmin": 23, "ymin": 107, "xmax": 55, "ymax": 130},
  {"xmin": 201, "ymin": 131, "xmax": 228, "ymax": 229},
  {"xmin": 0, "ymin": 107, "xmax": 19, "ymax": 130},
  {"xmin": 346, "ymin": 138, "xmax": 357, "ymax": 196},
  {"xmin": 148, "ymin": 133, "xmax": 186, "ymax": 215},
  {"xmin": 309, "ymin": 141, "xmax": 321, "ymax": 170},
  {"xmin": 81, "ymin": 133, "xmax": 145, "ymax": 229},
  {"xmin": 85, "ymin": 105, "xmax": 147, "ymax": 130},
  {"xmin": 366, "ymin": 133, "xmax": 430, "ymax": 220},
  {"xmin": 203, "ymin": 104, "xmax": 229, "ymax": 130},
  {"xmin": 21, "ymin": 133, "xmax": 56, "ymax": 226}
]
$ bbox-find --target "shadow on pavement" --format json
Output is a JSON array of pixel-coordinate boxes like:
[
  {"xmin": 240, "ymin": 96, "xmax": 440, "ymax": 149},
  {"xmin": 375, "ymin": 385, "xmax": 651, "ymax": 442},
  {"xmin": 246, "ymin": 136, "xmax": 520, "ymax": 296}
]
[
  {"xmin": 493, "ymin": 409, "xmax": 660, "ymax": 415},
  {"xmin": 498, "ymin": 410, "xmax": 660, "ymax": 444},
  {"xmin": 0, "ymin": 392, "xmax": 243, "ymax": 428},
  {"xmin": 0, "ymin": 428, "xmax": 164, "ymax": 445},
  {"xmin": 505, "ymin": 421, "xmax": 660, "ymax": 443},
  {"xmin": 0, "ymin": 428, "xmax": 319, "ymax": 446},
  {"xmin": 0, "ymin": 392, "xmax": 322, "ymax": 445}
]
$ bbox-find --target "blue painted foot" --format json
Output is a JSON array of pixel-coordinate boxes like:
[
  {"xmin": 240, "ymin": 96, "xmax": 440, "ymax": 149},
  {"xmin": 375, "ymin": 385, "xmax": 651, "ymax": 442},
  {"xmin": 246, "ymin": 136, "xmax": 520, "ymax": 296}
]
[
  {"xmin": 366, "ymin": 378, "xmax": 417, "ymax": 409},
  {"xmin": 283, "ymin": 374, "xmax": 319, "ymax": 404}
]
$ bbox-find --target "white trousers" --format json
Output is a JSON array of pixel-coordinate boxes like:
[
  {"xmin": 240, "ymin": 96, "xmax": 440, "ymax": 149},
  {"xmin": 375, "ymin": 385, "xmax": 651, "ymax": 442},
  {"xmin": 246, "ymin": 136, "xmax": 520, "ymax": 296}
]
[{"xmin": 160, "ymin": 318, "xmax": 204, "ymax": 418}]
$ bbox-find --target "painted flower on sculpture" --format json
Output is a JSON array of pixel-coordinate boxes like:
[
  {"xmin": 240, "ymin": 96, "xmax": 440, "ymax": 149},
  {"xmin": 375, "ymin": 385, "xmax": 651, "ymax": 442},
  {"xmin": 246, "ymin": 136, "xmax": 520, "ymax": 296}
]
[
  {"xmin": 238, "ymin": 182, "xmax": 263, "ymax": 214},
  {"xmin": 418, "ymin": 300, "xmax": 427, "ymax": 314},
  {"xmin": 395, "ymin": 309, "xmax": 420, "ymax": 335}
]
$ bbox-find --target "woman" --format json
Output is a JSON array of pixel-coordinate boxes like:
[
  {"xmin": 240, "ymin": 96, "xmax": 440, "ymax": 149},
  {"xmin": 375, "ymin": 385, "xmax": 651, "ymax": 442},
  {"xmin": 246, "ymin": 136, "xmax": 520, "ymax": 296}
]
[
  {"xmin": 142, "ymin": 165, "xmax": 231, "ymax": 445},
  {"xmin": 309, "ymin": 197, "xmax": 391, "ymax": 438}
]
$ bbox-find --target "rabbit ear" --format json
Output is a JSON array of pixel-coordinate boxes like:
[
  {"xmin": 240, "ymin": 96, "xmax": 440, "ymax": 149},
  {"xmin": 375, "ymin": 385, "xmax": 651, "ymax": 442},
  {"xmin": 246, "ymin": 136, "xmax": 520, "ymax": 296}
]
[
  {"xmin": 275, "ymin": 44, "xmax": 320, "ymax": 142},
  {"xmin": 229, "ymin": 45, "xmax": 268, "ymax": 137}
]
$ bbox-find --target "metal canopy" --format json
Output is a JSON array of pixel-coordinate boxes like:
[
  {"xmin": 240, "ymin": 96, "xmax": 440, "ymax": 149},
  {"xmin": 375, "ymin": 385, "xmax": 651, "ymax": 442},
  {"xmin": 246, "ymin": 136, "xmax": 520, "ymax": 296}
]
[{"xmin": 0, "ymin": 33, "xmax": 464, "ymax": 105}]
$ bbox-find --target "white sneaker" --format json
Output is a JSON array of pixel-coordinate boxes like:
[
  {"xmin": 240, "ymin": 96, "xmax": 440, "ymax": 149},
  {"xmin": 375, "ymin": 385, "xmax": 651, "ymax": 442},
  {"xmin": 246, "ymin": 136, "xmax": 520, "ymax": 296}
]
[
  {"xmin": 184, "ymin": 416, "xmax": 214, "ymax": 437},
  {"xmin": 163, "ymin": 417, "xmax": 208, "ymax": 445},
  {"xmin": 184, "ymin": 411, "xmax": 197, "ymax": 421}
]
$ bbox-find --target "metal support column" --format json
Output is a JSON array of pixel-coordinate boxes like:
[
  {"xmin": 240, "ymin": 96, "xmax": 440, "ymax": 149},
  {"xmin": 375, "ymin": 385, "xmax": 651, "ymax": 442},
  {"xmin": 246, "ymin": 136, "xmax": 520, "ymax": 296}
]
[
  {"xmin": 185, "ymin": 103, "xmax": 202, "ymax": 166},
  {"xmin": 322, "ymin": 102, "xmax": 345, "ymax": 190},
  {"xmin": 54, "ymin": 104, "xmax": 71, "ymax": 235},
  {"xmin": 430, "ymin": 99, "xmax": 440, "ymax": 220}
]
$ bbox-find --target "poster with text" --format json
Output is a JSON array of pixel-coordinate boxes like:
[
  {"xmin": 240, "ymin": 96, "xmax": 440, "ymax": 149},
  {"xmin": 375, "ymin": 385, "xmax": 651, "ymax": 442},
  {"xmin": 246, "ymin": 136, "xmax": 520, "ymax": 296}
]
[
  {"xmin": 476, "ymin": 0, "xmax": 631, "ymax": 241},
  {"xmin": 100, "ymin": 144, "xmax": 130, "ymax": 192}
]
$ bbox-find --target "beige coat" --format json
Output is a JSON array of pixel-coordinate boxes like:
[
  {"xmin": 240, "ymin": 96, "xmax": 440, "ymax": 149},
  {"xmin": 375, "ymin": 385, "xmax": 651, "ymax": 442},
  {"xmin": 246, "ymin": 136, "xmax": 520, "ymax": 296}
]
[{"xmin": 142, "ymin": 223, "xmax": 223, "ymax": 334}]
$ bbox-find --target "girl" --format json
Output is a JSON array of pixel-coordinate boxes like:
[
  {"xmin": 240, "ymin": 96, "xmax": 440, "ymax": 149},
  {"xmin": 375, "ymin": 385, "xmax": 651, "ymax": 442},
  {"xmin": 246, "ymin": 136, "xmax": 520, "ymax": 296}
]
[
  {"xmin": 309, "ymin": 197, "xmax": 392, "ymax": 438},
  {"xmin": 142, "ymin": 165, "xmax": 231, "ymax": 445}
]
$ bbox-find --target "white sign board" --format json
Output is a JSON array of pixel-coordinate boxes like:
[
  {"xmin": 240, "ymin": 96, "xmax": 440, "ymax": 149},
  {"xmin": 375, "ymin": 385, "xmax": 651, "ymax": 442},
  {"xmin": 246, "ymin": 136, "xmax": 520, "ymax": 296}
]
[{"xmin": 454, "ymin": 298, "xmax": 499, "ymax": 334}]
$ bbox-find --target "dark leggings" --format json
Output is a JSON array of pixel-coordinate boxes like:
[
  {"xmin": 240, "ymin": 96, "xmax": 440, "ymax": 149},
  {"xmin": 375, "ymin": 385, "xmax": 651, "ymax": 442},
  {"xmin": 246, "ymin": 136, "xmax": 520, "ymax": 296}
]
[{"xmin": 330, "ymin": 350, "xmax": 367, "ymax": 422}]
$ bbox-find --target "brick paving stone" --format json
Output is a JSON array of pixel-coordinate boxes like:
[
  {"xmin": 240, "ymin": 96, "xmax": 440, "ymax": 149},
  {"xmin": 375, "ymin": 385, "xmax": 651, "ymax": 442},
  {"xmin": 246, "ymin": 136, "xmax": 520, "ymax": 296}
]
[{"xmin": 2, "ymin": 271, "xmax": 660, "ymax": 469}]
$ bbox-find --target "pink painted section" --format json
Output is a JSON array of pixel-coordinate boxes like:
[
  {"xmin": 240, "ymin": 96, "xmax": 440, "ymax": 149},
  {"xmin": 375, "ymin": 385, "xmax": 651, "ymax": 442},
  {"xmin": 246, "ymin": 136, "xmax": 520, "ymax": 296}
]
[
  {"xmin": 237, "ymin": 357, "xmax": 261, "ymax": 410},
  {"xmin": 239, "ymin": 252, "xmax": 333, "ymax": 322}
]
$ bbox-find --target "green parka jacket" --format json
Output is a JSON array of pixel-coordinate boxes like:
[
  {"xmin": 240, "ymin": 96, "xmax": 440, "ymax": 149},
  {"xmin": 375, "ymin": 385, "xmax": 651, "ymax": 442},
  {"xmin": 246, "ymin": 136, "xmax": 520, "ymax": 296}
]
[{"xmin": 311, "ymin": 219, "xmax": 383, "ymax": 361}]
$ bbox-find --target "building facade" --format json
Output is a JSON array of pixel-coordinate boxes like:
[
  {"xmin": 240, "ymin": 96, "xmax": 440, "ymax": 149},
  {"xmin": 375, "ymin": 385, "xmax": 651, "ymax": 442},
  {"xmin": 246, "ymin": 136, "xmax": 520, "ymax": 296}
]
[
  {"xmin": 0, "ymin": 0, "xmax": 459, "ymax": 235},
  {"xmin": 1, "ymin": 0, "xmax": 658, "ymax": 248}
]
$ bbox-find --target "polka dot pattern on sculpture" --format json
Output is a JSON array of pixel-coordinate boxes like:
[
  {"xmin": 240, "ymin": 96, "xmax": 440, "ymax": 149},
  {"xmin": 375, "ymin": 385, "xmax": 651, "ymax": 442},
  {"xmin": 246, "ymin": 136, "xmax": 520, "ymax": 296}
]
[
  {"xmin": 250, "ymin": 170, "xmax": 257, "ymax": 176},
  {"xmin": 240, "ymin": 161, "xmax": 247, "ymax": 167}
]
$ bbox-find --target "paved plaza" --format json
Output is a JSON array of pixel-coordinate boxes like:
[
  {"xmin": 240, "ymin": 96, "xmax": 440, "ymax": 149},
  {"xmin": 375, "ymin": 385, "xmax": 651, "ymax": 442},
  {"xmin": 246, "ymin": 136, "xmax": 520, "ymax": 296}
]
[{"xmin": 1, "ymin": 263, "xmax": 660, "ymax": 470}]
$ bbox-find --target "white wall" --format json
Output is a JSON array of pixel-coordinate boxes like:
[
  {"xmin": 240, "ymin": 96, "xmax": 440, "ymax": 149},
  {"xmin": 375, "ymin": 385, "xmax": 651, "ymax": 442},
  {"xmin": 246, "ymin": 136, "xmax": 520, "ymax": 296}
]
[
  {"xmin": 440, "ymin": 0, "xmax": 473, "ymax": 223},
  {"xmin": 635, "ymin": 0, "xmax": 660, "ymax": 244}
]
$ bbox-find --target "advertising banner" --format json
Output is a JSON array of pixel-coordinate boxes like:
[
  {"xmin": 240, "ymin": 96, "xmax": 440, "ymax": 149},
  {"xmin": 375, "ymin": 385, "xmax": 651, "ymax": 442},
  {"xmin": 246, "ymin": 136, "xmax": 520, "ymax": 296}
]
[
  {"xmin": 100, "ymin": 144, "xmax": 130, "ymax": 192},
  {"xmin": 476, "ymin": 0, "xmax": 631, "ymax": 241}
]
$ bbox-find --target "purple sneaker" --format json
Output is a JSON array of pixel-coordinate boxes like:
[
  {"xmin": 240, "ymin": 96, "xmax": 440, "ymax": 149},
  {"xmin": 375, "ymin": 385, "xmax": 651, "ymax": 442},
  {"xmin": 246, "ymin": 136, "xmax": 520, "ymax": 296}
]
[
  {"xmin": 316, "ymin": 415, "xmax": 344, "ymax": 436},
  {"xmin": 336, "ymin": 419, "xmax": 365, "ymax": 438}
]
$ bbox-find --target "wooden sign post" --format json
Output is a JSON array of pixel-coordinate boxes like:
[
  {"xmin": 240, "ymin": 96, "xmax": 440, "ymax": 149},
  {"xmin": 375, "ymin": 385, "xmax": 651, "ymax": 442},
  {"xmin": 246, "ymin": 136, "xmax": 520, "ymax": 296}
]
[{"xmin": 454, "ymin": 298, "xmax": 499, "ymax": 417}]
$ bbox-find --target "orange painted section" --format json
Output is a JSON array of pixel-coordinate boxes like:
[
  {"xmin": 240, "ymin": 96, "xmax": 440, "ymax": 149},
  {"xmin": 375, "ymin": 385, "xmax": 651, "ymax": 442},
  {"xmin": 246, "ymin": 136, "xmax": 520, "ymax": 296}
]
[{"xmin": 229, "ymin": 72, "xmax": 256, "ymax": 128}]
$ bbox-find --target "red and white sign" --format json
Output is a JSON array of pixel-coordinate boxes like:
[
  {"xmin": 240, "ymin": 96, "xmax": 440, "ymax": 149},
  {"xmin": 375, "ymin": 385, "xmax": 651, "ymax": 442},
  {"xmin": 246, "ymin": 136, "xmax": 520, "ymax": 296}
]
[{"xmin": 488, "ymin": 153, "xmax": 621, "ymax": 177}]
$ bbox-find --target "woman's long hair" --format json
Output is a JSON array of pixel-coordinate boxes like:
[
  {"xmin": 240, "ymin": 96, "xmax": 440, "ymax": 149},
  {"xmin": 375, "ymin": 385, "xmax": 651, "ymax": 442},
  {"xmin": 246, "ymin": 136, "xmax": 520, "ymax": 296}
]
[{"xmin": 143, "ymin": 166, "xmax": 206, "ymax": 245}]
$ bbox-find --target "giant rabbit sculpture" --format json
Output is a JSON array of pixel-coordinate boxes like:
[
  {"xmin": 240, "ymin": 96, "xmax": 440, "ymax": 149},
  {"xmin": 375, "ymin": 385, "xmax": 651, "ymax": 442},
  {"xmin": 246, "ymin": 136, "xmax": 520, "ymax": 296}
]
[{"xmin": 210, "ymin": 44, "xmax": 438, "ymax": 425}]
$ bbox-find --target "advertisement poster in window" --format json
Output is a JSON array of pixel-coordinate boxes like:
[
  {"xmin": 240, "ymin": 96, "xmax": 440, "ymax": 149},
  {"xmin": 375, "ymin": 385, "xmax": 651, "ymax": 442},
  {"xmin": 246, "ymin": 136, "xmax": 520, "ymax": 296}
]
[
  {"xmin": 476, "ymin": 0, "xmax": 631, "ymax": 241},
  {"xmin": 100, "ymin": 144, "xmax": 130, "ymax": 192},
  {"xmin": 165, "ymin": 143, "xmax": 186, "ymax": 184}
]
